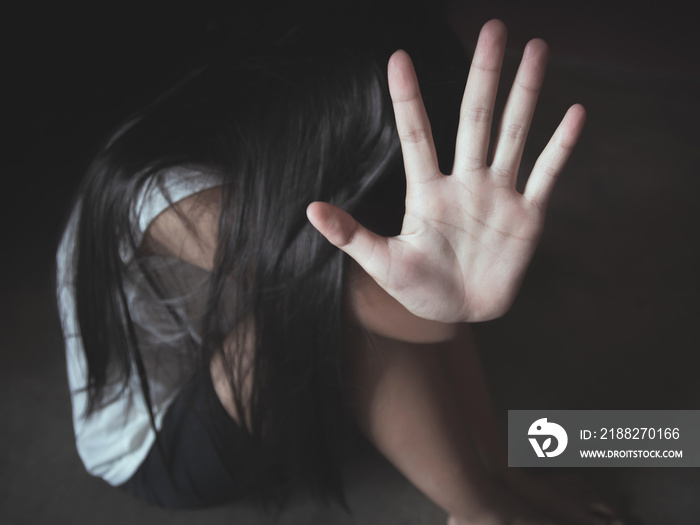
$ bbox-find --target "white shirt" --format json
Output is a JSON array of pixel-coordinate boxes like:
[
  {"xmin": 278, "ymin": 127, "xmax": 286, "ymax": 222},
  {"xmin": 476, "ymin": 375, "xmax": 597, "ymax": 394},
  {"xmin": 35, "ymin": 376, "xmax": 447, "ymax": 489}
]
[{"xmin": 56, "ymin": 166, "xmax": 221, "ymax": 485}]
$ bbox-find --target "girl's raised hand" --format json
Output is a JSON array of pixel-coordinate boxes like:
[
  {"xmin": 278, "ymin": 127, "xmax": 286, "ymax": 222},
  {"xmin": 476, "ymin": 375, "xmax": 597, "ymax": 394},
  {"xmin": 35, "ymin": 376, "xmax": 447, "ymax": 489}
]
[{"xmin": 307, "ymin": 20, "xmax": 586, "ymax": 323}]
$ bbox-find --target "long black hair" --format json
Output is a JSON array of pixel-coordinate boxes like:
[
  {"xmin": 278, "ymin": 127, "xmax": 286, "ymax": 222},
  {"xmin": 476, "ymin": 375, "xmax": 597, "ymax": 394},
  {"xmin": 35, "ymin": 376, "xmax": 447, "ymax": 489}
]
[{"xmin": 68, "ymin": 0, "xmax": 466, "ymax": 510}]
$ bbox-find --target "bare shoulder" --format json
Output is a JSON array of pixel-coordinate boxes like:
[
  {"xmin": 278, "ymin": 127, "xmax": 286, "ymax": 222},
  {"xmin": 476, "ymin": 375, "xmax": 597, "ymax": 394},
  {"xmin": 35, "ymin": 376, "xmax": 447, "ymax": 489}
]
[{"xmin": 140, "ymin": 185, "xmax": 222, "ymax": 271}]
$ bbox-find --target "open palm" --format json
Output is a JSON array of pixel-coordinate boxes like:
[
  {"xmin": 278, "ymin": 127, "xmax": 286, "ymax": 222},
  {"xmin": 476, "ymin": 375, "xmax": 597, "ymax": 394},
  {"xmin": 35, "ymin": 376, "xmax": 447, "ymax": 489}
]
[{"xmin": 308, "ymin": 20, "xmax": 586, "ymax": 323}]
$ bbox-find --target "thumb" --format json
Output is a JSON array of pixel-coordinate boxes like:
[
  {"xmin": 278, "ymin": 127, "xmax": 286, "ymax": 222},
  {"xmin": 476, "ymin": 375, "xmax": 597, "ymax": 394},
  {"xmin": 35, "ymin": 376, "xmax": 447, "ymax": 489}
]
[{"xmin": 306, "ymin": 201, "xmax": 389, "ymax": 278}]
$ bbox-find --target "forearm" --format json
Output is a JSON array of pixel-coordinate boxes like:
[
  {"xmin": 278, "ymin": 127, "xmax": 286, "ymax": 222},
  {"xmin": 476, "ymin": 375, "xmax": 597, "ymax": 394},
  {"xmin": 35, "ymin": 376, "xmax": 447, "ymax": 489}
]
[
  {"xmin": 348, "ymin": 256, "xmax": 507, "ymax": 463},
  {"xmin": 342, "ymin": 327, "xmax": 503, "ymax": 522},
  {"xmin": 438, "ymin": 324, "xmax": 507, "ymax": 471}
]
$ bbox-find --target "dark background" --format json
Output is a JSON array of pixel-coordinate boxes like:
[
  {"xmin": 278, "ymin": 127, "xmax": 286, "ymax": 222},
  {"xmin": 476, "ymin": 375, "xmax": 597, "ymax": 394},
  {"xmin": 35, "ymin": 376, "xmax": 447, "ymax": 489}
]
[{"xmin": 2, "ymin": 1, "xmax": 699, "ymax": 524}]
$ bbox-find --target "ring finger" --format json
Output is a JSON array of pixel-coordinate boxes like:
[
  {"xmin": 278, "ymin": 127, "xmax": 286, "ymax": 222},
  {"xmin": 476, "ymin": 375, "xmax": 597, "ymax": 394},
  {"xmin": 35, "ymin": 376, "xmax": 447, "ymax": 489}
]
[{"xmin": 490, "ymin": 38, "xmax": 549, "ymax": 188}]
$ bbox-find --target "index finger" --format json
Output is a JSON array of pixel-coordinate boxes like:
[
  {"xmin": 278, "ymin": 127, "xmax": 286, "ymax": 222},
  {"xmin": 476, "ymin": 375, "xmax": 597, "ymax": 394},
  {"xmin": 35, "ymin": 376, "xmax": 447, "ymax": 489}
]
[{"xmin": 388, "ymin": 50, "xmax": 441, "ymax": 187}]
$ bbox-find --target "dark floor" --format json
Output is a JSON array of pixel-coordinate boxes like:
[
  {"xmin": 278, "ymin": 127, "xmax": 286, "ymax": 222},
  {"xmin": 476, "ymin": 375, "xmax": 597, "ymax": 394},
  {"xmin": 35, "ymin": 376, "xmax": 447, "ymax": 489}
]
[{"xmin": 2, "ymin": 2, "xmax": 699, "ymax": 524}]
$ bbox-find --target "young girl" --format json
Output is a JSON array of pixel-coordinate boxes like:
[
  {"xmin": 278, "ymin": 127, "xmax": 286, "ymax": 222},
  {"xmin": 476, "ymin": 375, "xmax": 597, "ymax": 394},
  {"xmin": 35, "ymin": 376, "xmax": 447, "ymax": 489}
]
[{"xmin": 57, "ymin": 3, "xmax": 615, "ymax": 524}]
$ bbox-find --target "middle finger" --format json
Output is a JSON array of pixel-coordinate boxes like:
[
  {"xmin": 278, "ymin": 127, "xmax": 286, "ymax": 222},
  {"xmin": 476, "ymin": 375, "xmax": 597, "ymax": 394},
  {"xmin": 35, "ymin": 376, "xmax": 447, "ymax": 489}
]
[{"xmin": 453, "ymin": 19, "xmax": 507, "ymax": 175}]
